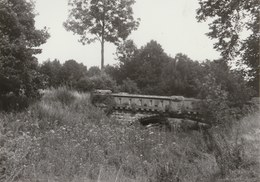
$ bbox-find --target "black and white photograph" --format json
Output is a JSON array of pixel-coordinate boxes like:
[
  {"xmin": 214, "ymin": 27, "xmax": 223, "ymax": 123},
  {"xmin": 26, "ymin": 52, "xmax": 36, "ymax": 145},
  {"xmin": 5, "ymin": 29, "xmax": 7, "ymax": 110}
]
[{"xmin": 0, "ymin": 0, "xmax": 259, "ymax": 181}]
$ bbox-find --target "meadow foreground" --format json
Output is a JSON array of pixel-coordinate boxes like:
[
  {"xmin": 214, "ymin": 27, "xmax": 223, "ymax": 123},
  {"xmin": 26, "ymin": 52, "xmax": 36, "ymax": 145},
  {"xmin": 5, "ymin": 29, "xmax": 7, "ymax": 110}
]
[{"xmin": 0, "ymin": 88, "xmax": 259, "ymax": 182}]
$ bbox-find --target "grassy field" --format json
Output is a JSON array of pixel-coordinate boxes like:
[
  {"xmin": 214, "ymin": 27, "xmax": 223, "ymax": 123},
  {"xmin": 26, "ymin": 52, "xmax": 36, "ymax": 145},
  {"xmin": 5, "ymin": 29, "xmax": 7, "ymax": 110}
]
[{"xmin": 0, "ymin": 88, "xmax": 259, "ymax": 182}]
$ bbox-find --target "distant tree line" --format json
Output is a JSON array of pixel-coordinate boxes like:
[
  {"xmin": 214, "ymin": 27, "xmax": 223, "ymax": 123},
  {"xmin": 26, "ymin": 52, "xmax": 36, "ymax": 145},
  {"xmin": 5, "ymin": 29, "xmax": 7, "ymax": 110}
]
[
  {"xmin": 39, "ymin": 39, "xmax": 255, "ymax": 103},
  {"xmin": 39, "ymin": 59, "xmax": 117, "ymax": 92}
]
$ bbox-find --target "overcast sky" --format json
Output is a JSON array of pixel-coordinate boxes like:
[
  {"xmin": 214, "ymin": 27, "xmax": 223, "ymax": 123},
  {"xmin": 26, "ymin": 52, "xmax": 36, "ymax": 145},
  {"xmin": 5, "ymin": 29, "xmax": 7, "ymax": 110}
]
[{"xmin": 34, "ymin": 0, "xmax": 220, "ymax": 68}]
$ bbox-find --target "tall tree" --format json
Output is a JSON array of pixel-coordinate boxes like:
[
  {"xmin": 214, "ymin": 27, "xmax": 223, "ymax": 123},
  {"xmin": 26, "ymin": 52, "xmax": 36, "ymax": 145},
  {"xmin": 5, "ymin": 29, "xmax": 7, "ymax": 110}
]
[
  {"xmin": 0, "ymin": 0, "xmax": 49, "ymax": 110},
  {"xmin": 64, "ymin": 0, "xmax": 140, "ymax": 69},
  {"xmin": 196, "ymin": 0, "xmax": 259, "ymax": 95}
]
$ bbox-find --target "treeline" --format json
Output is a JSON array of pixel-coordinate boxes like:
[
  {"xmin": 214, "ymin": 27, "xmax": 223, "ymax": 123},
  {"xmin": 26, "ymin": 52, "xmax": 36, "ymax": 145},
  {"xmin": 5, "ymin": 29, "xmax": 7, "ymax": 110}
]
[
  {"xmin": 39, "ymin": 40, "xmax": 255, "ymax": 101},
  {"xmin": 39, "ymin": 59, "xmax": 117, "ymax": 92}
]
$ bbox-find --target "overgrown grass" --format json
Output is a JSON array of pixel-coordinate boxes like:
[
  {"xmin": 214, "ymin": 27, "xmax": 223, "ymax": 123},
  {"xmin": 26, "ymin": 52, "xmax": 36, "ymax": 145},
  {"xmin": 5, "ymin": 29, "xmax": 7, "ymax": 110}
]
[{"xmin": 0, "ymin": 88, "xmax": 259, "ymax": 181}]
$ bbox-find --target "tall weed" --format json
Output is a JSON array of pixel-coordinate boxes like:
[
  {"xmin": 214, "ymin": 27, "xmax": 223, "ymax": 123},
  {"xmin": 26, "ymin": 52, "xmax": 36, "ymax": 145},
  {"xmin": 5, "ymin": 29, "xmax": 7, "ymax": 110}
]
[{"xmin": 0, "ymin": 88, "xmax": 258, "ymax": 181}]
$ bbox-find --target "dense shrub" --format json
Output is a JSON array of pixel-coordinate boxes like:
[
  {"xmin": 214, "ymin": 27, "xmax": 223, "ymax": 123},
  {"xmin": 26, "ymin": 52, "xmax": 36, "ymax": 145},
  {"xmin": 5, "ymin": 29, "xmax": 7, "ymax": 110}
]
[
  {"xmin": 0, "ymin": 94, "xmax": 30, "ymax": 112},
  {"xmin": 76, "ymin": 73, "xmax": 118, "ymax": 92},
  {"xmin": 119, "ymin": 78, "xmax": 140, "ymax": 94}
]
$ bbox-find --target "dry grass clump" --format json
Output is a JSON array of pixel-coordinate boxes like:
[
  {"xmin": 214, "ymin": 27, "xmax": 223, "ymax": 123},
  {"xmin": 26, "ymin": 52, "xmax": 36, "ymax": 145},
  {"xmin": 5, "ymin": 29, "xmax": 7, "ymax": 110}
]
[
  {"xmin": 42, "ymin": 87, "xmax": 76, "ymax": 106},
  {"xmin": 0, "ymin": 88, "xmax": 259, "ymax": 182}
]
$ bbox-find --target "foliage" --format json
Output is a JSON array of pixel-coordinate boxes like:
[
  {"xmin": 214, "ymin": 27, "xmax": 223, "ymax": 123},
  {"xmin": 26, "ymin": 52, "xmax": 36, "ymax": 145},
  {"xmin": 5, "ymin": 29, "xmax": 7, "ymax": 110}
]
[
  {"xmin": 114, "ymin": 40, "xmax": 173, "ymax": 95},
  {"xmin": 0, "ymin": 0, "xmax": 49, "ymax": 111},
  {"xmin": 116, "ymin": 39, "xmax": 138, "ymax": 66},
  {"xmin": 196, "ymin": 0, "xmax": 260, "ymax": 94},
  {"xmin": 196, "ymin": 60, "xmax": 257, "ymax": 177},
  {"xmin": 39, "ymin": 59, "xmax": 88, "ymax": 89},
  {"xmin": 113, "ymin": 39, "xmax": 139, "ymax": 84},
  {"xmin": 133, "ymin": 40, "xmax": 172, "ymax": 95},
  {"xmin": 39, "ymin": 60, "xmax": 118, "ymax": 92},
  {"xmin": 76, "ymin": 73, "xmax": 117, "ymax": 92},
  {"xmin": 59, "ymin": 59, "xmax": 88, "ymax": 87},
  {"xmin": 0, "ymin": 93, "xmax": 30, "ymax": 111},
  {"xmin": 87, "ymin": 66, "xmax": 101, "ymax": 77},
  {"xmin": 64, "ymin": 0, "xmax": 140, "ymax": 69},
  {"xmin": 119, "ymin": 78, "xmax": 140, "ymax": 94},
  {"xmin": 112, "ymin": 40, "xmax": 205, "ymax": 97},
  {"xmin": 103, "ymin": 64, "xmax": 122, "ymax": 84},
  {"xmin": 39, "ymin": 59, "xmax": 62, "ymax": 88},
  {"xmin": 161, "ymin": 53, "xmax": 204, "ymax": 97},
  {"xmin": 198, "ymin": 60, "xmax": 254, "ymax": 125}
]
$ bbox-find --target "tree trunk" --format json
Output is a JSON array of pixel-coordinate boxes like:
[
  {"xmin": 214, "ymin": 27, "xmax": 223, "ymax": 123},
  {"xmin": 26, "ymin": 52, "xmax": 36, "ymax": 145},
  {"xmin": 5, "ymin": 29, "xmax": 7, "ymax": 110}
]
[
  {"xmin": 101, "ymin": 38, "xmax": 104, "ymax": 70},
  {"xmin": 101, "ymin": 12, "xmax": 105, "ymax": 70}
]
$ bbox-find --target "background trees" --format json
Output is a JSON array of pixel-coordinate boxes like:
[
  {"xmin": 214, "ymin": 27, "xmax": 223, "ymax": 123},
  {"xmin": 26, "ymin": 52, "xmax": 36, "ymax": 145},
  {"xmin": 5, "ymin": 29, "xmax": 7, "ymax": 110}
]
[
  {"xmin": 0, "ymin": 0, "xmax": 49, "ymax": 111},
  {"xmin": 40, "ymin": 59, "xmax": 62, "ymax": 88},
  {"xmin": 161, "ymin": 54, "xmax": 203, "ymax": 97},
  {"xmin": 111, "ymin": 40, "xmax": 206, "ymax": 96},
  {"xmin": 59, "ymin": 59, "xmax": 88, "ymax": 87},
  {"xmin": 39, "ymin": 60, "xmax": 118, "ymax": 92},
  {"xmin": 114, "ymin": 40, "xmax": 173, "ymax": 95},
  {"xmin": 87, "ymin": 66, "xmax": 101, "ymax": 77},
  {"xmin": 40, "ymin": 59, "xmax": 88, "ymax": 89},
  {"xmin": 133, "ymin": 40, "xmax": 172, "ymax": 95},
  {"xmin": 196, "ymin": 0, "xmax": 259, "ymax": 95},
  {"xmin": 64, "ymin": 0, "xmax": 140, "ymax": 69}
]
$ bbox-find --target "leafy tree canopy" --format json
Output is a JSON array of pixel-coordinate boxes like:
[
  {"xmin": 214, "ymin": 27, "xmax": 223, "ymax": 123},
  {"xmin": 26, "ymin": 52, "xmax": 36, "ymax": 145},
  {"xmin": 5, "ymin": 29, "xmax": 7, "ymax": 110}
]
[
  {"xmin": 116, "ymin": 39, "xmax": 138, "ymax": 65},
  {"xmin": 114, "ymin": 40, "xmax": 172, "ymax": 95},
  {"xmin": 198, "ymin": 59, "xmax": 255, "ymax": 126},
  {"xmin": 196, "ymin": 0, "xmax": 259, "ymax": 94},
  {"xmin": 0, "ymin": 0, "xmax": 49, "ymax": 110},
  {"xmin": 88, "ymin": 66, "xmax": 101, "ymax": 77},
  {"xmin": 76, "ymin": 72, "xmax": 117, "ymax": 92},
  {"xmin": 40, "ymin": 59, "xmax": 62, "ymax": 87},
  {"xmin": 119, "ymin": 78, "xmax": 140, "ymax": 94},
  {"xmin": 161, "ymin": 53, "xmax": 203, "ymax": 97},
  {"xmin": 59, "ymin": 59, "xmax": 88, "ymax": 86}
]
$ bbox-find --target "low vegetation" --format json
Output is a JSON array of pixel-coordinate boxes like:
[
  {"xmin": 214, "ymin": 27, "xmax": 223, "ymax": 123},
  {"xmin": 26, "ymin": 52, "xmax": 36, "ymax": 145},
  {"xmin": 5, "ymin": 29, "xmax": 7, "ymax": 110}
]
[{"xmin": 0, "ymin": 88, "xmax": 259, "ymax": 182}]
